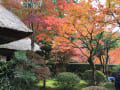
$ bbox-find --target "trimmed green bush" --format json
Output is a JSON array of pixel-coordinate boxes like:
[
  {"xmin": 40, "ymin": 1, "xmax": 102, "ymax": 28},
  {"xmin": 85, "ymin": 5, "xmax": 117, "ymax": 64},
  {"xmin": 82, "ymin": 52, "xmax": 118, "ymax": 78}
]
[
  {"xmin": 103, "ymin": 82, "xmax": 115, "ymax": 90},
  {"xmin": 82, "ymin": 70, "xmax": 105, "ymax": 85},
  {"xmin": 56, "ymin": 72, "xmax": 80, "ymax": 89}
]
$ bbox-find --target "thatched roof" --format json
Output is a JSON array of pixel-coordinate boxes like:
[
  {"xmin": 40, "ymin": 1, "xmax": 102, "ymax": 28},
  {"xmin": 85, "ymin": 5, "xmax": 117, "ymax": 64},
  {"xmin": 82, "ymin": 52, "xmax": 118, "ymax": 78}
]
[
  {"xmin": 0, "ymin": 38, "xmax": 41, "ymax": 56},
  {"xmin": 0, "ymin": 5, "xmax": 32, "ymax": 44},
  {"xmin": 0, "ymin": 38, "xmax": 41, "ymax": 51}
]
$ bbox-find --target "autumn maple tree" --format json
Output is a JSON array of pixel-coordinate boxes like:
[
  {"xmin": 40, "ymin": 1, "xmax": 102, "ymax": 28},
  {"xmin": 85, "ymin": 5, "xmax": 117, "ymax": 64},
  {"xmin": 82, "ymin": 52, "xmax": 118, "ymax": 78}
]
[
  {"xmin": 45, "ymin": 0, "xmax": 120, "ymax": 85},
  {"xmin": 94, "ymin": 32, "xmax": 120, "ymax": 76},
  {"xmin": 1, "ymin": 0, "xmax": 58, "ymax": 47}
]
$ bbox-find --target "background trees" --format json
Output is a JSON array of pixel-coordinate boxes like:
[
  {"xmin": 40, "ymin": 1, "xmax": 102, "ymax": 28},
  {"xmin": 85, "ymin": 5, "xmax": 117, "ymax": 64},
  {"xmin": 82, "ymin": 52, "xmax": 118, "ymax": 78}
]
[{"xmin": 1, "ymin": 0, "xmax": 120, "ymax": 86}]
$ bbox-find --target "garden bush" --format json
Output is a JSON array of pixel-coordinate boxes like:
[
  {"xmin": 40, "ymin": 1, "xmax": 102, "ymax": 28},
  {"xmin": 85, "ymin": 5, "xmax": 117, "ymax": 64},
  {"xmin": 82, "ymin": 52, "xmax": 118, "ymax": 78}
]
[
  {"xmin": 56, "ymin": 72, "xmax": 80, "ymax": 89},
  {"xmin": 82, "ymin": 70, "xmax": 105, "ymax": 85},
  {"xmin": 0, "ymin": 60, "xmax": 14, "ymax": 89},
  {"xmin": 103, "ymin": 82, "xmax": 115, "ymax": 90},
  {"xmin": 111, "ymin": 65, "xmax": 120, "ymax": 76},
  {"xmin": 73, "ymin": 80, "xmax": 89, "ymax": 90},
  {"xmin": 0, "ymin": 51, "xmax": 42, "ymax": 90}
]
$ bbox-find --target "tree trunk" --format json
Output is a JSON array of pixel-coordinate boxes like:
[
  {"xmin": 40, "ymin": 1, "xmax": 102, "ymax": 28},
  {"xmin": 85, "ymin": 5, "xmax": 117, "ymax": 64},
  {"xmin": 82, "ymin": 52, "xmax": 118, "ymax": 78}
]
[
  {"xmin": 105, "ymin": 49, "xmax": 109, "ymax": 79},
  {"xmin": 30, "ymin": 23, "xmax": 35, "ymax": 51},
  {"xmin": 88, "ymin": 57, "xmax": 96, "ymax": 86},
  {"xmin": 28, "ymin": 0, "xmax": 35, "ymax": 52},
  {"xmin": 43, "ymin": 79, "xmax": 46, "ymax": 88},
  {"xmin": 99, "ymin": 56, "xmax": 104, "ymax": 73}
]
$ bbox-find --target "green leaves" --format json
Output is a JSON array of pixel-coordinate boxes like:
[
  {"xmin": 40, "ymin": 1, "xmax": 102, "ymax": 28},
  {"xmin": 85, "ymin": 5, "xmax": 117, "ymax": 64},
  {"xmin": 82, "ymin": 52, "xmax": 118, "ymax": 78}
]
[
  {"xmin": 0, "ymin": 51, "xmax": 43, "ymax": 90},
  {"xmin": 20, "ymin": 0, "xmax": 42, "ymax": 8},
  {"xmin": 112, "ymin": 65, "xmax": 120, "ymax": 73},
  {"xmin": 14, "ymin": 70, "xmax": 36, "ymax": 81},
  {"xmin": 38, "ymin": 45, "xmax": 52, "ymax": 60},
  {"xmin": 0, "ymin": 60, "xmax": 14, "ymax": 89},
  {"xmin": 52, "ymin": 0, "xmax": 57, "ymax": 3},
  {"xmin": 56, "ymin": 72, "xmax": 80, "ymax": 88},
  {"xmin": 68, "ymin": 37, "xmax": 75, "ymax": 42},
  {"xmin": 14, "ymin": 51, "xmax": 27, "ymax": 61}
]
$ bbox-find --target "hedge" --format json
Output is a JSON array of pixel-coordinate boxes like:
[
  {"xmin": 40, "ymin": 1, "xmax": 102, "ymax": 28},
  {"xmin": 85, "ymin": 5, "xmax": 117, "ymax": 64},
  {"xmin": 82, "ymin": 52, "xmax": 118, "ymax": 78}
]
[{"xmin": 48, "ymin": 63, "xmax": 117, "ymax": 76}]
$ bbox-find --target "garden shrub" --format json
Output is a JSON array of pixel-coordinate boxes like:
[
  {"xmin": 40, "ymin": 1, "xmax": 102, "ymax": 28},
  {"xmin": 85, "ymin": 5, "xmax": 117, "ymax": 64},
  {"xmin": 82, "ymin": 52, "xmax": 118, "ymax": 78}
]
[
  {"xmin": 82, "ymin": 70, "xmax": 105, "ymax": 85},
  {"xmin": 81, "ymin": 86, "xmax": 107, "ymax": 90},
  {"xmin": 56, "ymin": 72, "xmax": 80, "ymax": 89},
  {"xmin": 0, "ymin": 60, "xmax": 14, "ymax": 90},
  {"xmin": 79, "ymin": 80, "xmax": 89, "ymax": 88},
  {"xmin": 111, "ymin": 65, "xmax": 120, "ymax": 76},
  {"xmin": 0, "ymin": 51, "xmax": 43, "ymax": 90},
  {"xmin": 103, "ymin": 82, "xmax": 115, "ymax": 90},
  {"xmin": 12, "ymin": 51, "xmax": 44, "ymax": 90},
  {"xmin": 73, "ymin": 80, "xmax": 89, "ymax": 90}
]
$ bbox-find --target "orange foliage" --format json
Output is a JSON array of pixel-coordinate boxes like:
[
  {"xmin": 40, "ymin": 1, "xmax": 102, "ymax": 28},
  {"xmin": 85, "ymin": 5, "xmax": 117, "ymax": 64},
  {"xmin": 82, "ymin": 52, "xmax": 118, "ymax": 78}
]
[
  {"xmin": 49, "ymin": 1, "xmax": 109, "ymax": 56},
  {"xmin": 94, "ymin": 47, "xmax": 120, "ymax": 65},
  {"xmin": 2, "ymin": 0, "xmax": 120, "ymax": 64},
  {"xmin": 109, "ymin": 48, "xmax": 120, "ymax": 64}
]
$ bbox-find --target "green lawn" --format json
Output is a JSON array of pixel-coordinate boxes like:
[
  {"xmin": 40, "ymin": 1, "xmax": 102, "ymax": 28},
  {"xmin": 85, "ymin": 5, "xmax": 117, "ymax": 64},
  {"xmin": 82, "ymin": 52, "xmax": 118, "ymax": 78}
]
[
  {"xmin": 37, "ymin": 79, "xmax": 116, "ymax": 90},
  {"xmin": 37, "ymin": 79, "xmax": 58, "ymax": 88},
  {"xmin": 37, "ymin": 79, "xmax": 89, "ymax": 90}
]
